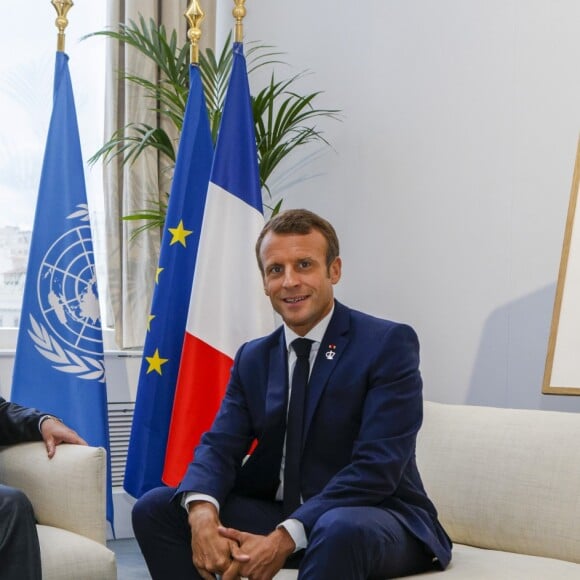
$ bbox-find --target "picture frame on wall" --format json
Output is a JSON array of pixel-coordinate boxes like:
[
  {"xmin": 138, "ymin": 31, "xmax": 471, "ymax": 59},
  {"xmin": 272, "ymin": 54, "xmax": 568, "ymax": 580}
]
[{"xmin": 543, "ymin": 137, "xmax": 580, "ymax": 395}]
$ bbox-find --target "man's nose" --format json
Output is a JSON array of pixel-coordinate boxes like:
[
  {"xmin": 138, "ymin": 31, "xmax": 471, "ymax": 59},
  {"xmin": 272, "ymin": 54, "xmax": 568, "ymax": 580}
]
[{"xmin": 282, "ymin": 269, "xmax": 299, "ymax": 287}]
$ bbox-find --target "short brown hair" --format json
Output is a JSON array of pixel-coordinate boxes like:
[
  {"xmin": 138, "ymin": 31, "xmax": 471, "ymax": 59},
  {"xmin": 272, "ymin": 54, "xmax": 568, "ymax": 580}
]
[{"xmin": 255, "ymin": 209, "xmax": 340, "ymax": 274}]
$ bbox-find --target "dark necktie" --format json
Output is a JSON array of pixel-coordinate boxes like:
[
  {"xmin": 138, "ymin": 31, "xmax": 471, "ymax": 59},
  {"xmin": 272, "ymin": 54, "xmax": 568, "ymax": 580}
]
[{"xmin": 283, "ymin": 337, "xmax": 313, "ymax": 516}]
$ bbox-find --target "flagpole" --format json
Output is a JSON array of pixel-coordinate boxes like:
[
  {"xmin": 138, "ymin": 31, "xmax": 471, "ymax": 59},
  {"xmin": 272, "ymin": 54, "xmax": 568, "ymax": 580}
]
[
  {"xmin": 51, "ymin": 0, "xmax": 73, "ymax": 52},
  {"xmin": 233, "ymin": 0, "xmax": 246, "ymax": 43},
  {"xmin": 185, "ymin": 0, "xmax": 205, "ymax": 65}
]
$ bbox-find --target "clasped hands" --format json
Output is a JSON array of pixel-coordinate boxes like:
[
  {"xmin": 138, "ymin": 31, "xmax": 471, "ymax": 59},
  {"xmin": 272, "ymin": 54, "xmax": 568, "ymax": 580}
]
[{"xmin": 188, "ymin": 502, "xmax": 295, "ymax": 580}]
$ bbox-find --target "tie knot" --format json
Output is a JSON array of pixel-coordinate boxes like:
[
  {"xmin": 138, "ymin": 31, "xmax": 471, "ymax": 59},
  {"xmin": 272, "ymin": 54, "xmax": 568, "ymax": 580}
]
[{"xmin": 292, "ymin": 338, "xmax": 313, "ymax": 358}]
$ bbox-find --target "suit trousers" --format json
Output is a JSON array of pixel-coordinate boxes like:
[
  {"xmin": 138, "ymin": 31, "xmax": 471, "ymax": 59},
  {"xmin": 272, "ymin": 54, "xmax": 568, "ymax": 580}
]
[
  {"xmin": 132, "ymin": 486, "xmax": 436, "ymax": 580},
  {"xmin": 0, "ymin": 484, "xmax": 42, "ymax": 580}
]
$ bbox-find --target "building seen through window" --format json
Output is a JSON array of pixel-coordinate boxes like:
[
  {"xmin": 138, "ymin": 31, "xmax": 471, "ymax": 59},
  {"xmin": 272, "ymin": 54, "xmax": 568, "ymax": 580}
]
[{"xmin": 0, "ymin": 226, "xmax": 31, "ymax": 327}]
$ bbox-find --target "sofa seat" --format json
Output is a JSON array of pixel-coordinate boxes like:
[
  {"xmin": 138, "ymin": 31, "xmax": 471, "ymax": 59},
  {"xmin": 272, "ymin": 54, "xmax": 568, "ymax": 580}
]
[
  {"xmin": 273, "ymin": 542, "xmax": 580, "ymax": 579},
  {"xmin": 413, "ymin": 544, "xmax": 580, "ymax": 579},
  {"xmin": 37, "ymin": 525, "xmax": 117, "ymax": 580}
]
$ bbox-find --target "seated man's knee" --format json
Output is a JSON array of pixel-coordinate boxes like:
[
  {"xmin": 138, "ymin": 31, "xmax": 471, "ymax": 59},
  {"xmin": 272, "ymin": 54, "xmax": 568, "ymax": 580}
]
[
  {"xmin": 132, "ymin": 486, "xmax": 184, "ymax": 545},
  {"xmin": 310, "ymin": 507, "xmax": 368, "ymax": 548},
  {"xmin": 133, "ymin": 487, "xmax": 168, "ymax": 530}
]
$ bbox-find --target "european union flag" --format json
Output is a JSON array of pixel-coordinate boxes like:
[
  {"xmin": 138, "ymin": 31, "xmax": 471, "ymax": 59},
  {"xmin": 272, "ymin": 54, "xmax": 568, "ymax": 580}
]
[
  {"xmin": 11, "ymin": 51, "xmax": 113, "ymax": 526},
  {"xmin": 123, "ymin": 64, "xmax": 213, "ymax": 498}
]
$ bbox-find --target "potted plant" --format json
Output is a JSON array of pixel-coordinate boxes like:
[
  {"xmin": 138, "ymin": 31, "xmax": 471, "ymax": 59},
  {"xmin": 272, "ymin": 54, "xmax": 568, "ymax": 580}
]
[{"xmin": 89, "ymin": 16, "xmax": 340, "ymax": 235}]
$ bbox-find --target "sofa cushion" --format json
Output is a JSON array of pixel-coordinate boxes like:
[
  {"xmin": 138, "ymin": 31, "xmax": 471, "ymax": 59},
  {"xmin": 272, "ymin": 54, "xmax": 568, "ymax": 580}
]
[
  {"xmin": 272, "ymin": 543, "xmax": 580, "ymax": 579},
  {"xmin": 38, "ymin": 525, "xmax": 117, "ymax": 580},
  {"xmin": 416, "ymin": 401, "xmax": 580, "ymax": 564},
  {"xmin": 412, "ymin": 544, "xmax": 580, "ymax": 579}
]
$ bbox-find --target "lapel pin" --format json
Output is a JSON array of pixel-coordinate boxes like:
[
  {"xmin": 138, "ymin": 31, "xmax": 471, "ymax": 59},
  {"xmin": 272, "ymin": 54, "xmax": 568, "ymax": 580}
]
[{"xmin": 325, "ymin": 344, "xmax": 336, "ymax": 360}]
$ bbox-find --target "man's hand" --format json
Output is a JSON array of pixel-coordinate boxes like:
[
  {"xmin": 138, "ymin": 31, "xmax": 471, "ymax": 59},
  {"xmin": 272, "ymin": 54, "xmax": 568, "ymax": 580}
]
[
  {"xmin": 188, "ymin": 501, "xmax": 248, "ymax": 580},
  {"xmin": 40, "ymin": 418, "xmax": 87, "ymax": 458},
  {"xmin": 219, "ymin": 526, "xmax": 295, "ymax": 580}
]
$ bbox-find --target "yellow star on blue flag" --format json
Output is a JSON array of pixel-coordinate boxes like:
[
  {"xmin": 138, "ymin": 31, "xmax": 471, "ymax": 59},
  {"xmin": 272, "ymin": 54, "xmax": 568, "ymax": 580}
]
[
  {"xmin": 168, "ymin": 220, "xmax": 193, "ymax": 247},
  {"xmin": 145, "ymin": 349, "xmax": 169, "ymax": 375}
]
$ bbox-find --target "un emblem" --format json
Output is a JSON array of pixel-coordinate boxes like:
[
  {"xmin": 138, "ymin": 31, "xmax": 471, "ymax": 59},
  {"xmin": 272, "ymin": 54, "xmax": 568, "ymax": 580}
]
[{"xmin": 27, "ymin": 204, "xmax": 105, "ymax": 381}]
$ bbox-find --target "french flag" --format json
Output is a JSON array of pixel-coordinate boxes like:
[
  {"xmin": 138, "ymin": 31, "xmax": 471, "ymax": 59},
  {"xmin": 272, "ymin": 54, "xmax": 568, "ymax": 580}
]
[{"xmin": 162, "ymin": 42, "xmax": 274, "ymax": 485}]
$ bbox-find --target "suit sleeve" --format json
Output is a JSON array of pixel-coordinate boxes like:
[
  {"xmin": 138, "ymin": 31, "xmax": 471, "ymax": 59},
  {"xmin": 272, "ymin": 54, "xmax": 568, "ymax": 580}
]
[
  {"xmin": 0, "ymin": 396, "xmax": 44, "ymax": 445},
  {"xmin": 293, "ymin": 323, "xmax": 424, "ymax": 532}
]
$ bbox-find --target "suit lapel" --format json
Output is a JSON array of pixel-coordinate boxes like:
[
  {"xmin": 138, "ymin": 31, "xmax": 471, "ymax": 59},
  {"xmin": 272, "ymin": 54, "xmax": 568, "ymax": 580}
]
[
  {"xmin": 303, "ymin": 302, "xmax": 350, "ymax": 444},
  {"xmin": 238, "ymin": 329, "xmax": 286, "ymax": 496},
  {"xmin": 263, "ymin": 328, "xmax": 288, "ymax": 434}
]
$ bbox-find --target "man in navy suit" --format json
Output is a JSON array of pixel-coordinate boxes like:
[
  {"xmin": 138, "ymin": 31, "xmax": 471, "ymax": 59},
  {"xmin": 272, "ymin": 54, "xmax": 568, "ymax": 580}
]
[
  {"xmin": 133, "ymin": 209, "xmax": 452, "ymax": 579},
  {"xmin": 0, "ymin": 396, "xmax": 86, "ymax": 580}
]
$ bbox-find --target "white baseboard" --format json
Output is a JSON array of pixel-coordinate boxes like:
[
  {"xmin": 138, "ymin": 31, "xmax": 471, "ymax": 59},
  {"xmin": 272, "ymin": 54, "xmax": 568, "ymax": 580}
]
[{"xmin": 108, "ymin": 488, "xmax": 137, "ymax": 539}]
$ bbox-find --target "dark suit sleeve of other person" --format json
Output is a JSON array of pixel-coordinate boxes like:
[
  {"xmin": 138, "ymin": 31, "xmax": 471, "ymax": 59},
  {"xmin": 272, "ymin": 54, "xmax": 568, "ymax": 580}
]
[
  {"xmin": 0, "ymin": 396, "xmax": 43, "ymax": 445},
  {"xmin": 0, "ymin": 396, "xmax": 44, "ymax": 580}
]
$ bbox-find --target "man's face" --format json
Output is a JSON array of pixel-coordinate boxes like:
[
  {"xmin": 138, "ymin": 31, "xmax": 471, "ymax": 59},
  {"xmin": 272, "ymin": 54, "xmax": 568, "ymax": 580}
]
[{"xmin": 259, "ymin": 229, "xmax": 341, "ymax": 336}]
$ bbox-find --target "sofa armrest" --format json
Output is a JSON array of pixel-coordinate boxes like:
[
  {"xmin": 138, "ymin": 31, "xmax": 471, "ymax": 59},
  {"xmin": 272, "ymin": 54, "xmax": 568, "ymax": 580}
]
[{"xmin": 0, "ymin": 442, "xmax": 107, "ymax": 545}]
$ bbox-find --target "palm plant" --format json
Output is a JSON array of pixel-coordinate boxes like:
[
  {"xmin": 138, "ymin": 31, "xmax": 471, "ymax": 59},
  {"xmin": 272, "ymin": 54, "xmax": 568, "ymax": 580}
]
[{"xmin": 88, "ymin": 16, "xmax": 340, "ymax": 233}]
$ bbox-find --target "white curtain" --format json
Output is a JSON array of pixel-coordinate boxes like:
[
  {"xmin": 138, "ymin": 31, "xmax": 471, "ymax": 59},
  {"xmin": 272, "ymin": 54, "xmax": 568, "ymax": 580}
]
[{"xmin": 103, "ymin": 0, "xmax": 215, "ymax": 348}]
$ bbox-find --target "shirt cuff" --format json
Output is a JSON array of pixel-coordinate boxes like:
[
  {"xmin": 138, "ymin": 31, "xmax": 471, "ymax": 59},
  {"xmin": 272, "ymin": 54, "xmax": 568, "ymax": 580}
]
[
  {"xmin": 182, "ymin": 492, "xmax": 220, "ymax": 513},
  {"xmin": 38, "ymin": 414, "xmax": 62, "ymax": 434},
  {"xmin": 278, "ymin": 518, "xmax": 307, "ymax": 552}
]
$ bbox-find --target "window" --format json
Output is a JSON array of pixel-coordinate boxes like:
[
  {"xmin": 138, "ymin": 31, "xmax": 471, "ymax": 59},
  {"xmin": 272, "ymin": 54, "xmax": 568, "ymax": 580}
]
[{"xmin": 0, "ymin": 3, "xmax": 107, "ymax": 333}]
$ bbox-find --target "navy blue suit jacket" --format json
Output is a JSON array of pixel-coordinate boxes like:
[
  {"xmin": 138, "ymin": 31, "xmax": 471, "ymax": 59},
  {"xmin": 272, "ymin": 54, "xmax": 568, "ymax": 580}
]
[
  {"xmin": 178, "ymin": 301, "xmax": 451, "ymax": 568},
  {"xmin": 0, "ymin": 396, "xmax": 43, "ymax": 446}
]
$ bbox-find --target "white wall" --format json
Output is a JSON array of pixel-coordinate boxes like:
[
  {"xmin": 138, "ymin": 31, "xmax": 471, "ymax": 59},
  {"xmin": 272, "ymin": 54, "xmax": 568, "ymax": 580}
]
[{"xmin": 220, "ymin": 0, "xmax": 580, "ymax": 412}]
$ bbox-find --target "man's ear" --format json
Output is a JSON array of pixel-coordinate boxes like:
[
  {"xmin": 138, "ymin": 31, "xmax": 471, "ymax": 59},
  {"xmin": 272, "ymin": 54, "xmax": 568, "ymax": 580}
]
[{"xmin": 329, "ymin": 257, "xmax": 342, "ymax": 284}]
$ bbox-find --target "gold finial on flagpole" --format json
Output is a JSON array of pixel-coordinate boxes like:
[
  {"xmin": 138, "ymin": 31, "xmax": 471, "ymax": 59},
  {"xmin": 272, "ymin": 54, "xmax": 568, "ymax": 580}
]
[
  {"xmin": 185, "ymin": 0, "xmax": 205, "ymax": 64},
  {"xmin": 233, "ymin": 0, "xmax": 247, "ymax": 43},
  {"xmin": 51, "ymin": 0, "xmax": 74, "ymax": 52}
]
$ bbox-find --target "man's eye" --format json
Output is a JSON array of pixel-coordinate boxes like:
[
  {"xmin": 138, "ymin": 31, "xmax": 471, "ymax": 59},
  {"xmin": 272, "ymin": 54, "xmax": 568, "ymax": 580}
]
[
  {"xmin": 299, "ymin": 261, "xmax": 311, "ymax": 269},
  {"xmin": 268, "ymin": 266, "xmax": 282, "ymax": 275}
]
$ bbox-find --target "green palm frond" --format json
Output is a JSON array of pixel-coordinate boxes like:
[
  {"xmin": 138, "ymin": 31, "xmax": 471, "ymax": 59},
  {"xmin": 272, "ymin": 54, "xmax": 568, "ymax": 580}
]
[
  {"xmin": 89, "ymin": 123, "xmax": 176, "ymax": 166},
  {"xmin": 95, "ymin": 18, "xmax": 187, "ymax": 109},
  {"xmin": 121, "ymin": 198, "xmax": 168, "ymax": 241},
  {"xmin": 86, "ymin": 16, "xmax": 340, "ymax": 234},
  {"xmin": 253, "ymin": 74, "xmax": 340, "ymax": 189},
  {"xmin": 199, "ymin": 35, "xmax": 233, "ymax": 142},
  {"xmin": 88, "ymin": 16, "xmax": 190, "ymax": 88}
]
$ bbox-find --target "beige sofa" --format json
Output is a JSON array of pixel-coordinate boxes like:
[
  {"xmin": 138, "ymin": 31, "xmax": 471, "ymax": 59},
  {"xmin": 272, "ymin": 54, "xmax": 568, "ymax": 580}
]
[
  {"xmin": 0, "ymin": 442, "xmax": 117, "ymax": 579},
  {"xmin": 275, "ymin": 401, "xmax": 580, "ymax": 579}
]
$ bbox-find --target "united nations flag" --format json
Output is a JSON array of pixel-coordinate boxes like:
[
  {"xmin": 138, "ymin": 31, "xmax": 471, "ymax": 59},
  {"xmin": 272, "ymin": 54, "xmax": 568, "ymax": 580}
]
[{"xmin": 10, "ymin": 50, "xmax": 113, "ymax": 527}]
